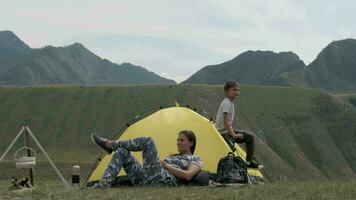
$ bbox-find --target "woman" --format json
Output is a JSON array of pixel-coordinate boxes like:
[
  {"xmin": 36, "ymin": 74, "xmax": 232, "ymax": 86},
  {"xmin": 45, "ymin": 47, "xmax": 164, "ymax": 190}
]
[{"xmin": 90, "ymin": 130, "xmax": 202, "ymax": 188}]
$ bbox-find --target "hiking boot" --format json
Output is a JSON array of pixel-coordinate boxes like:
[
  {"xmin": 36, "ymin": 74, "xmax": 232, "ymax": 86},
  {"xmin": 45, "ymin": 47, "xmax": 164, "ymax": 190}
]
[
  {"xmin": 246, "ymin": 161, "xmax": 264, "ymax": 169},
  {"xmin": 90, "ymin": 133, "xmax": 113, "ymax": 154}
]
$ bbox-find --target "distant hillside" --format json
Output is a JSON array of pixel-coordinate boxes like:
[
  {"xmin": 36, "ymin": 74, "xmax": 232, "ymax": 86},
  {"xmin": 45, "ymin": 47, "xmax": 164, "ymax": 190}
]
[
  {"xmin": 0, "ymin": 85, "xmax": 356, "ymax": 181},
  {"xmin": 0, "ymin": 31, "xmax": 175, "ymax": 85},
  {"xmin": 298, "ymin": 39, "xmax": 356, "ymax": 91},
  {"xmin": 183, "ymin": 39, "xmax": 356, "ymax": 92},
  {"xmin": 182, "ymin": 51, "xmax": 305, "ymax": 85},
  {"xmin": 0, "ymin": 31, "xmax": 31, "ymax": 74}
]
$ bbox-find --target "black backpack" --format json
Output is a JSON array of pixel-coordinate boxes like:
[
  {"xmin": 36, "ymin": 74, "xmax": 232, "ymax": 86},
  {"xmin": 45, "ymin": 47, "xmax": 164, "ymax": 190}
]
[{"xmin": 216, "ymin": 152, "xmax": 249, "ymax": 184}]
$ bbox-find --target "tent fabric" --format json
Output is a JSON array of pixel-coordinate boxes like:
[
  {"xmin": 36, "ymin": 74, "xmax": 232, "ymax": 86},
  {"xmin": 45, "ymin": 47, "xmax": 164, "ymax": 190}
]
[{"xmin": 86, "ymin": 106, "xmax": 264, "ymax": 184}]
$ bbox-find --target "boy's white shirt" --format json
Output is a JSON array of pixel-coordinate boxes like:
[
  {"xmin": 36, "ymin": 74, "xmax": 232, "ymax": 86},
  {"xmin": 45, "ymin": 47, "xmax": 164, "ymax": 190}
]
[{"xmin": 216, "ymin": 97, "xmax": 235, "ymax": 130}]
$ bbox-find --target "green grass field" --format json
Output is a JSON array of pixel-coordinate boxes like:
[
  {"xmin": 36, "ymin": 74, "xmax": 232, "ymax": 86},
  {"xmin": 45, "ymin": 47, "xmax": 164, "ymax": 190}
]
[
  {"xmin": 1, "ymin": 180, "xmax": 356, "ymax": 200},
  {"xmin": 1, "ymin": 84, "xmax": 356, "ymax": 185},
  {"xmin": 335, "ymin": 93, "xmax": 356, "ymax": 107}
]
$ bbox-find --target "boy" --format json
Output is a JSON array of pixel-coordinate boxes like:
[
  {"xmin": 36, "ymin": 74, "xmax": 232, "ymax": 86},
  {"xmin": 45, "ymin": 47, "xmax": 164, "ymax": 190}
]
[{"xmin": 216, "ymin": 81, "xmax": 262, "ymax": 169}]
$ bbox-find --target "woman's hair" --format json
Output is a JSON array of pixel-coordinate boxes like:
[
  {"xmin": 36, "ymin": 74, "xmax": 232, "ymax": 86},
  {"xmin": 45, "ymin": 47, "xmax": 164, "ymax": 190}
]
[{"xmin": 179, "ymin": 130, "xmax": 197, "ymax": 154}]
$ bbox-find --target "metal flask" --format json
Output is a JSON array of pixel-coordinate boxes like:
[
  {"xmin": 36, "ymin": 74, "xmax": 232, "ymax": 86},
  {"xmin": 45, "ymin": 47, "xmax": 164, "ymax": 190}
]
[{"xmin": 72, "ymin": 165, "xmax": 80, "ymax": 188}]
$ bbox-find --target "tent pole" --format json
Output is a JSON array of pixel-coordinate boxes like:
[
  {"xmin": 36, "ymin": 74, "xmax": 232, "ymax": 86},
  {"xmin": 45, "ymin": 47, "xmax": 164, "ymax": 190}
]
[{"xmin": 82, "ymin": 153, "xmax": 103, "ymax": 187}]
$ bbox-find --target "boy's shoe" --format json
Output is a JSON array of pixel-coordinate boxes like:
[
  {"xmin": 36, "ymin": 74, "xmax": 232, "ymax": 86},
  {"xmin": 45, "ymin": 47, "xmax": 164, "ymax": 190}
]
[
  {"xmin": 246, "ymin": 161, "xmax": 264, "ymax": 169},
  {"xmin": 90, "ymin": 133, "xmax": 113, "ymax": 154}
]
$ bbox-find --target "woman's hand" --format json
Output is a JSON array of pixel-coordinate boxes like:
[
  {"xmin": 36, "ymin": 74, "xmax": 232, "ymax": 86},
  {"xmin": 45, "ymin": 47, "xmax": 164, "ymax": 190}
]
[
  {"xmin": 161, "ymin": 161, "xmax": 201, "ymax": 181},
  {"xmin": 160, "ymin": 160, "xmax": 170, "ymax": 169}
]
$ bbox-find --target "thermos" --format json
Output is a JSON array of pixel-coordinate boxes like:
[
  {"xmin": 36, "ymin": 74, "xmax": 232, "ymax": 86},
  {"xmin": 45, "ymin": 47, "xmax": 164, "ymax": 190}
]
[{"xmin": 72, "ymin": 165, "xmax": 80, "ymax": 188}]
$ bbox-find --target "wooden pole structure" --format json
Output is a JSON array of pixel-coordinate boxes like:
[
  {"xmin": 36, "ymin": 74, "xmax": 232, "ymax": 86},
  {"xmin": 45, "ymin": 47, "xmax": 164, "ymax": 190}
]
[
  {"xmin": 25, "ymin": 126, "xmax": 70, "ymax": 188},
  {"xmin": 25, "ymin": 128, "xmax": 34, "ymax": 186},
  {"xmin": 0, "ymin": 126, "xmax": 70, "ymax": 188}
]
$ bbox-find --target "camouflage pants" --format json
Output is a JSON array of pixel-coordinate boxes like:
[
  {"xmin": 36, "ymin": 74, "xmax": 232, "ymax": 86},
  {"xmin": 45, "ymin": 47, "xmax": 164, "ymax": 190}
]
[{"xmin": 100, "ymin": 136, "xmax": 177, "ymax": 187}]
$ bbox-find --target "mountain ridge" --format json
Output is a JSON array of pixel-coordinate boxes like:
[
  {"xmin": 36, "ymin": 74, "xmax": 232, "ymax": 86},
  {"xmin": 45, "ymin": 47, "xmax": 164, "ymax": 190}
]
[
  {"xmin": 0, "ymin": 31, "xmax": 175, "ymax": 85},
  {"xmin": 183, "ymin": 38, "xmax": 356, "ymax": 91},
  {"xmin": 182, "ymin": 50, "xmax": 306, "ymax": 85}
]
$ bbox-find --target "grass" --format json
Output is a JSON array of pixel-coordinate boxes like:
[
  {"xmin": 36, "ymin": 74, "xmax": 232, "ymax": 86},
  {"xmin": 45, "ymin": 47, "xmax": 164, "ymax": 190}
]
[
  {"xmin": 335, "ymin": 93, "xmax": 356, "ymax": 107},
  {"xmin": 1, "ymin": 180, "xmax": 356, "ymax": 200},
  {"xmin": 1, "ymin": 84, "xmax": 356, "ymax": 182},
  {"xmin": 0, "ymin": 161, "xmax": 94, "ymax": 183},
  {"xmin": 1, "ymin": 84, "xmax": 356, "ymax": 199}
]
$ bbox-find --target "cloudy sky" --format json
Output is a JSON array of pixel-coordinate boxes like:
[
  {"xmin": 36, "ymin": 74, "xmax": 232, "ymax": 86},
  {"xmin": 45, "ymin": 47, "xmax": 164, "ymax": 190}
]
[{"xmin": 1, "ymin": 0, "xmax": 355, "ymax": 82}]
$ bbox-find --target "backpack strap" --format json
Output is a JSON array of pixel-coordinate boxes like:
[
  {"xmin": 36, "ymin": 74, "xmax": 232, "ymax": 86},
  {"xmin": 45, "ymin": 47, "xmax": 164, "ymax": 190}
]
[{"xmin": 227, "ymin": 152, "xmax": 235, "ymax": 157}]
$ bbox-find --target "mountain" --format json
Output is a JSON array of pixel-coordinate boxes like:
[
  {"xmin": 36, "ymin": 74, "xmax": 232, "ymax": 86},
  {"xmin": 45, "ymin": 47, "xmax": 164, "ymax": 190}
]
[
  {"xmin": 183, "ymin": 39, "xmax": 356, "ymax": 92},
  {"xmin": 297, "ymin": 39, "xmax": 356, "ymax": 91},
  {"xmin": 182, "ymin": 50, "xmax": 306, "ymax": 85},
  {"xmin": 0, "ymin": 31, "xmax": 175, "ymax": 85},
  {"xmin": 0, "ymin": 30, "xmax": 31, "ymax": 73}
]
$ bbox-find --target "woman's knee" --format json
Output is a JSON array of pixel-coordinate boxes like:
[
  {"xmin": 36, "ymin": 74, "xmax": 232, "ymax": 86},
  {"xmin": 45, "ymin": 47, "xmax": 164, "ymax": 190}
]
[
  {"xmin": 113, "ymin": 147, "xmax": 130, "ymax": 158},
  {"xmin": 143, "ymin": 136, "xmax": 155, "ymax": 145}
]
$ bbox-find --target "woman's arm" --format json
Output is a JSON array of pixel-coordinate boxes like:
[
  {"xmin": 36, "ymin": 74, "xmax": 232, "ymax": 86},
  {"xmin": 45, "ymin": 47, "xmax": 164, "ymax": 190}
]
[{"xmin": 161, "ymin": 161, "xmax": 201, "ymax": 181}]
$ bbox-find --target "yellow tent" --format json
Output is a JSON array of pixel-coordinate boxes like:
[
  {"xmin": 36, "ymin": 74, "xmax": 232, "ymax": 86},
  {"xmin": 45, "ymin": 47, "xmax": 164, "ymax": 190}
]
[{"xmin": 85, "ymin": 106, "xmax": 264, "ymax": 185}]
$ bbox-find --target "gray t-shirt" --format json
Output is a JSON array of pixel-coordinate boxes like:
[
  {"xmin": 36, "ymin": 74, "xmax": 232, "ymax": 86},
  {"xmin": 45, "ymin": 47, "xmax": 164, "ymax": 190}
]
[
  {"xmin": 216, "ymin": 97, "xmax": 235, "ymax": 130},
  {"xmin": 164, "ymin": 154, "xmax": 203, "ymax": 170}
]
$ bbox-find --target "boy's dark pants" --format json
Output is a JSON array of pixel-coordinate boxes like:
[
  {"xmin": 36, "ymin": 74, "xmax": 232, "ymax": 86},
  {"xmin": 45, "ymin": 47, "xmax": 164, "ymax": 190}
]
[{"xmin": 221, "ymin": 130, "xmax": 255, "ymax": 162}]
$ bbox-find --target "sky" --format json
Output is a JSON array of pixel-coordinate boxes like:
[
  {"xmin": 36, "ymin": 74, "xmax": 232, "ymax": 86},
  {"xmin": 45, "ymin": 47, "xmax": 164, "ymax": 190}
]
[{"xmin": 1, "ymin": 0, "xmax": 355, "ymax": 82}]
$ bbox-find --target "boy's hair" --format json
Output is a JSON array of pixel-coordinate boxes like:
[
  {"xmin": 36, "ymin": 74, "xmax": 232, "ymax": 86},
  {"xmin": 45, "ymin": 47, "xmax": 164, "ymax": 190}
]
[{"xmin": 224, "ymin": 81, "xmax": 240, "ymax": 91}]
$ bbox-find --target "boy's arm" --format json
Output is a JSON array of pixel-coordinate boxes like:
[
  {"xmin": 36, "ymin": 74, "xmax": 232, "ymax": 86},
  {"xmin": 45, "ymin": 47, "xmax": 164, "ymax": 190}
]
[{"xmin": 223, "ymin": 113, "xmax": 243, "ymax": 140}]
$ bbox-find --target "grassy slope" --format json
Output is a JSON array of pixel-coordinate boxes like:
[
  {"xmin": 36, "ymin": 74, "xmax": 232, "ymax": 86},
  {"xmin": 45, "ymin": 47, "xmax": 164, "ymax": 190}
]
[
  {"xmin": 238, "ymin": 86, "xmax": 356, "ymax": 180},
  {"xmin": 0, "ymin": 85, "xmax": 356, "ymax": 182}
]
